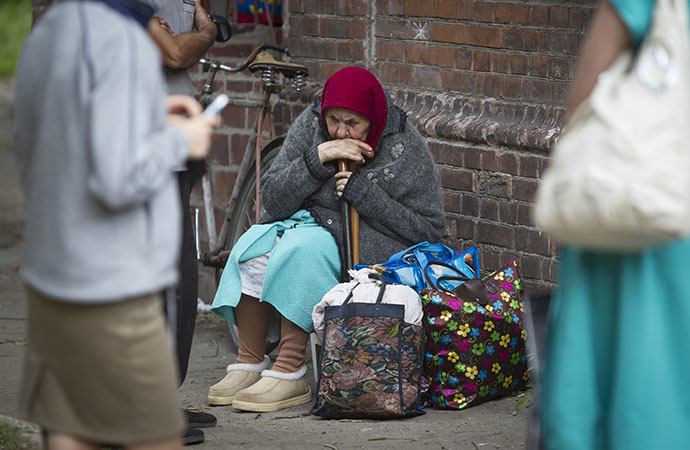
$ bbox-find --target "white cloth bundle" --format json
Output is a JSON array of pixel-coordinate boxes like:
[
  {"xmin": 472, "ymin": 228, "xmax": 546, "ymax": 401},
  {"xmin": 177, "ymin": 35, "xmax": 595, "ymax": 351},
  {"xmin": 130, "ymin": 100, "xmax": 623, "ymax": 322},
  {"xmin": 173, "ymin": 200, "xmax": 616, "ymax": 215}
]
[{"xmin": 312, "ymin": 268, "xmax": 424, "ymax": 334}]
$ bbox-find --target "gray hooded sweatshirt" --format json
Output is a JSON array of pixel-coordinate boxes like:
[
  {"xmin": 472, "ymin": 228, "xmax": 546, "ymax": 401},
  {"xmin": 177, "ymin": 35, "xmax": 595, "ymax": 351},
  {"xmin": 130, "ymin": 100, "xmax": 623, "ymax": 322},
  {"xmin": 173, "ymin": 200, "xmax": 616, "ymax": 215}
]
[{"xmin": 14, "ymin": 0, "xmax": 190, "ymax": 302}]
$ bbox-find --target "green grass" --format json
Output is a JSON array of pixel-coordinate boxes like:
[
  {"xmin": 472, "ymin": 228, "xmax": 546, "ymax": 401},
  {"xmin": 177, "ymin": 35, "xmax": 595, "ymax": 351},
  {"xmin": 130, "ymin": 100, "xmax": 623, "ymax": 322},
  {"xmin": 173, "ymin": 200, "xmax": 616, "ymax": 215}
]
[
  {"xmin": 0, "ymin": 0, "xmax": 32, "ymax": 78},
  {"xmin": 0, "ymin": 422, "xmax": 40, "ymax": 450}
]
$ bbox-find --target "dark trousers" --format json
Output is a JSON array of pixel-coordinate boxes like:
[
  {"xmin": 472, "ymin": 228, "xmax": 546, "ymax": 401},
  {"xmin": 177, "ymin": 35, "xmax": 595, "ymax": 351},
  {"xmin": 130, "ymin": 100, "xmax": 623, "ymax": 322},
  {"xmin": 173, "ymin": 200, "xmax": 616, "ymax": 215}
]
[{"xmin": 170, "ymin": 162, "xmax": 206, "ymax": 386}]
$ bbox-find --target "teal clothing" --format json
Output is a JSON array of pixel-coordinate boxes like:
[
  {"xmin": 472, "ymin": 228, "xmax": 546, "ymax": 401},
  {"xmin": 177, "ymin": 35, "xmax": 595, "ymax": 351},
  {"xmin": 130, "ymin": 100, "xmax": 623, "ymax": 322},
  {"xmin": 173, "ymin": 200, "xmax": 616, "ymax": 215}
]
[
  {"xmin": 211, "ymin": 210, "xmax": 340, "ymax": 332},
  {"xmin": 540, "ymin": 1, "xmax": 690, "ymax": 449}
]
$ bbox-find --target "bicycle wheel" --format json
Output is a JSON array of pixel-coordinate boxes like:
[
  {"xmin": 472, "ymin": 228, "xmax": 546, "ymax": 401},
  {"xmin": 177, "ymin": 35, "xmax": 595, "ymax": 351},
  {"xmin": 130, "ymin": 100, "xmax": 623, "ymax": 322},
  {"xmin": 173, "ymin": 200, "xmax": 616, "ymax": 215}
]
[{"xmin": 217, "ymin": 136, "xmax": 284, "ymax": 353}]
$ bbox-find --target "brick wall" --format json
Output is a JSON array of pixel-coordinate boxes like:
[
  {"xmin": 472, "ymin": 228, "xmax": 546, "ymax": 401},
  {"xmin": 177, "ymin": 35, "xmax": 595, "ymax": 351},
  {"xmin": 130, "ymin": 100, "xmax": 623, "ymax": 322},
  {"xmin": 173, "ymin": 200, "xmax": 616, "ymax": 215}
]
[
  {"xmin": 30, "ymin": 0, "xmax": 598, "ymax": 297},
  {"xmin": 277, "ymin": 0, "xmax": 596, "ymax": 295}
]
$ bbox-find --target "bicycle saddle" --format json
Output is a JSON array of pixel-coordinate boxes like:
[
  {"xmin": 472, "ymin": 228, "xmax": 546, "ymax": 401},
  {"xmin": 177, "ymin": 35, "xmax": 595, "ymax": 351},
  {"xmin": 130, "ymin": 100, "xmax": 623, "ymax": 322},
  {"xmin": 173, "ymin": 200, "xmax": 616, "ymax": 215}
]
[{"xmin": 248, "ymin": 51, "xmax": 308, "ymax": 78}]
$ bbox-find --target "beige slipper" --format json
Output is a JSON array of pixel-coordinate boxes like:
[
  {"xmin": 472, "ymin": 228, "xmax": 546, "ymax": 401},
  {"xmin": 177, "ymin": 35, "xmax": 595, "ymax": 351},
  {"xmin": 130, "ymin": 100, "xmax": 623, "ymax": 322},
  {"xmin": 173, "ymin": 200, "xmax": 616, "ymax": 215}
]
[
  {"xmin": 207, "ymin": 356, "xmax": 271, "ymax": 406},
  {"xmin": 231, "ymin": 366, "xmax": 312, "ymax": 412}
]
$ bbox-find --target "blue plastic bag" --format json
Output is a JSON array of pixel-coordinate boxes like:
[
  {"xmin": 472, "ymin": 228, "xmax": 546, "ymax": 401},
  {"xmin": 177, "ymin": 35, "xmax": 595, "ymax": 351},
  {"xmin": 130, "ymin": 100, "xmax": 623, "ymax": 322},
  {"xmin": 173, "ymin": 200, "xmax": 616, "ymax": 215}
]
[{"xmin": 355, "ymin": 242, "xmax": 480, "ymax": 292}]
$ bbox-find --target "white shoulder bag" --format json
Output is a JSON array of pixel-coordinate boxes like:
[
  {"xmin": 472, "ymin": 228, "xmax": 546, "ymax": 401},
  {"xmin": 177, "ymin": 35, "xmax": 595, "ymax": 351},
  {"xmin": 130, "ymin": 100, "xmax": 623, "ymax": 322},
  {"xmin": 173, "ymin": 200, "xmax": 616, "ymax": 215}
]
[{"xmin": 533, "ymin": 0, "xmax": 690, "ymax": 251}]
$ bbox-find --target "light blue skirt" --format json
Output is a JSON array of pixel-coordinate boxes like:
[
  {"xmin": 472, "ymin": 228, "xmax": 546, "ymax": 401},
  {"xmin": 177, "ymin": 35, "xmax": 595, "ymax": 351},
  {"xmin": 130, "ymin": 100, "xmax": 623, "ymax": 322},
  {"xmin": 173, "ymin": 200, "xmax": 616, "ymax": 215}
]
[
  {"xmin": 540, "ymin": 239, "xmax": 690, "ymax": 449},
  {"xmin": 211, "ymin": 210, "xmax": 341, "ymax": 333}
]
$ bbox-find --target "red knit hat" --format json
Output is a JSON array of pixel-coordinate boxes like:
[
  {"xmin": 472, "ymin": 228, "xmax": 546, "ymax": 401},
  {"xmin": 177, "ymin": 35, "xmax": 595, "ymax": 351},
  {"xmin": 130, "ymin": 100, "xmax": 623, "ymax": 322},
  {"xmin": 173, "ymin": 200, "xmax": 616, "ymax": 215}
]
[{"xmin": 321, "ymin": 67, "xmax": 388, "ymax": 152}]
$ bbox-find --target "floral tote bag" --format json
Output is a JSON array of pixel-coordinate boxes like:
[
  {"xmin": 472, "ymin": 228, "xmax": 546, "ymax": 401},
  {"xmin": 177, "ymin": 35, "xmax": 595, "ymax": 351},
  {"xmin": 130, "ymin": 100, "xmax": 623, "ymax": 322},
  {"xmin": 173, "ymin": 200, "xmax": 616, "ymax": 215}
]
[
  {"xmin": 420, "ymin": 261, "xmax": 530, "ymax": 409},
  {"xmin": 310, "ymin": 281, "xmax": 425, "ymax": 419}
]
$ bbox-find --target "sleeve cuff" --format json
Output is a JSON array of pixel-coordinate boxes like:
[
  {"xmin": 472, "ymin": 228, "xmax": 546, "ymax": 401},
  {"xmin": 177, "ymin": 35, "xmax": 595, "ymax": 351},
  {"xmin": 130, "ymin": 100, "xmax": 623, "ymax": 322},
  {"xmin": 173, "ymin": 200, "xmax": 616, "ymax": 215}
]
[
  {"xmin": 342, "ymin": 171, "xmax": 369, "ymax": 206},
  {"xmin": 303, "ymin": 144, "xmax": 334, "ymax": 181}
]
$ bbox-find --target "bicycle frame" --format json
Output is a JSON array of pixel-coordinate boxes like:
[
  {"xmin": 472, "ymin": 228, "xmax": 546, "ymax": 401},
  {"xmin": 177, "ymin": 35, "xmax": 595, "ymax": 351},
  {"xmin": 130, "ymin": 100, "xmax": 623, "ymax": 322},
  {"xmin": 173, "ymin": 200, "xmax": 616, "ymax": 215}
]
[{"xmin": 196, "ymin": 45, "xmax": 307, "ymax": 268}]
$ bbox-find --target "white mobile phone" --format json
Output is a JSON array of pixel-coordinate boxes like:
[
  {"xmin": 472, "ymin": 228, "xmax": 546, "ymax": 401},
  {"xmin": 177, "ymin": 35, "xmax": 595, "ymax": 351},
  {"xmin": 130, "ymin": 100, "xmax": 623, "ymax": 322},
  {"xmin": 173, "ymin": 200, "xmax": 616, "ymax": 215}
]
[{"xmin": 203, "ymin": 94, "xmax": 229, "ymax": 117}]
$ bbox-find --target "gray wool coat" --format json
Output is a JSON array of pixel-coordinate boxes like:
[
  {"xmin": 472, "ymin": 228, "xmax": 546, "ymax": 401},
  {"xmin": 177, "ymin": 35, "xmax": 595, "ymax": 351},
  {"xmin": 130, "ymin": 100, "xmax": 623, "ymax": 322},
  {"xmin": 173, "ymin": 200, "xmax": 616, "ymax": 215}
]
[{"xmin": 260, "ymin": 92, "xmax": 445, "ymax": 278}]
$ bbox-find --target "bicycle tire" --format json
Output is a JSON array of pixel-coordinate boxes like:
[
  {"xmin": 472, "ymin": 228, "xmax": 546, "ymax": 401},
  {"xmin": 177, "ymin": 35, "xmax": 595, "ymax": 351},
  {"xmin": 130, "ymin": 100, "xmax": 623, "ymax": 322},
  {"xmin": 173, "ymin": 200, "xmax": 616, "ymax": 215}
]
[{"xmin": 216, "ymin": 136, "xmax": 284, "ymax": 354}]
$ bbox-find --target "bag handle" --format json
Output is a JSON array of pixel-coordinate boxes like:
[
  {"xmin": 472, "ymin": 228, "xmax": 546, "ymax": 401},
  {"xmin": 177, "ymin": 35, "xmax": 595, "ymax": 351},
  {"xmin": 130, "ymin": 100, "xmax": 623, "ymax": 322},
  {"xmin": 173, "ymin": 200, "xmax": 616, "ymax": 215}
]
[
  {"xmin": 423, "ymin": 261, "xmax": 472, "ymax": 289},
  {"xmin": 342, "ymin": 276, "xmax": 388, "ymax": 305},
  {"xmin": 425, "ymin": 261, "xmax": 496, "ymax": 305}
]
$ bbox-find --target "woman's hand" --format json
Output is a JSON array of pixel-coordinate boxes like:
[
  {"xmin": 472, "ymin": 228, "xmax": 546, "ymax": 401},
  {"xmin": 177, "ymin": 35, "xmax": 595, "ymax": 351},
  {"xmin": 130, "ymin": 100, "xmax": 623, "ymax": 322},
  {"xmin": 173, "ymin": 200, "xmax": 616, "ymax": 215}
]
[
  {"xmin": 334, "ymin": 170, "xmax": 352, "ymax": 198},
  {"xmin": 317, "ymin": 138, "xmax": 373, "ymax": 165}
]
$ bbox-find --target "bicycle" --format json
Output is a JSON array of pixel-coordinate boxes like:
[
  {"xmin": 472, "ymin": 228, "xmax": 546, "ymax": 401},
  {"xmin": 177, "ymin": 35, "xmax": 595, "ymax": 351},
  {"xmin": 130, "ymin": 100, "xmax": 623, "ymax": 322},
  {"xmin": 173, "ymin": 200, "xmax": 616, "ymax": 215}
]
[{"xmin": 195, "ymin": 43, "xmax": 308, "ymax": 351}]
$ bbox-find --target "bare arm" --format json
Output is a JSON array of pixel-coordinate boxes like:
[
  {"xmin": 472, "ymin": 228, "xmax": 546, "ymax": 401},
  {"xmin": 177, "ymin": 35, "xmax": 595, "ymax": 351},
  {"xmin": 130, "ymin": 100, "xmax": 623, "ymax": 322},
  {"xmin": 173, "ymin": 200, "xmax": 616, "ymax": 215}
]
[
  {"xmin": 148, "ymin": 0, "xmax": 216, "ymax": 69},
  {"xmin": 565, "ymin": 0, "xmax": 632, "ymax": 123}
]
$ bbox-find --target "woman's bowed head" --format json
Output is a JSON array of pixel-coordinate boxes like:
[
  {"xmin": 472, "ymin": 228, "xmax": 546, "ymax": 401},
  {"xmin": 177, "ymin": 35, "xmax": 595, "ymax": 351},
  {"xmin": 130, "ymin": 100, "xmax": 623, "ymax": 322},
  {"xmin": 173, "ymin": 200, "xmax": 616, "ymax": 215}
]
[{"xmin": 317, "ymin": 67, "xmax": 387, "ymax": 197}]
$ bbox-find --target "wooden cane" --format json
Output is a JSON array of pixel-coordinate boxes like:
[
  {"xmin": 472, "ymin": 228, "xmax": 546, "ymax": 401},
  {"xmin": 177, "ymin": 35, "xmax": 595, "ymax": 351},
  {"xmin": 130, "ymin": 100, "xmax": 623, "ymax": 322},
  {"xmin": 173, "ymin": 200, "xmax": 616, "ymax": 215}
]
[
  {"xmin": 338, "ymin": 160, "xmax": 353, "ymax": 271},
  {"xmin": 348, "ymin": 161, "xmax": 361, "ymax": 265}
]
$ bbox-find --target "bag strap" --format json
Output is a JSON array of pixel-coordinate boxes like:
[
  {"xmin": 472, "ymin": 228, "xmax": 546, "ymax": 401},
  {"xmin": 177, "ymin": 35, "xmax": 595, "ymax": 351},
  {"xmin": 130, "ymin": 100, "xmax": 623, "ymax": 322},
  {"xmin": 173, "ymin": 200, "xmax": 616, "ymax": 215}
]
[
  {"xmin": 423, "ymin": 261, "xmax": 471, "ymax": 289},
  {"xmin": 425, "ymin": 261, "xmax": 495, "ymax": 304},
  {"xmin": 342, "ymin": 277, "xmax": 388, "ymax": 305}
]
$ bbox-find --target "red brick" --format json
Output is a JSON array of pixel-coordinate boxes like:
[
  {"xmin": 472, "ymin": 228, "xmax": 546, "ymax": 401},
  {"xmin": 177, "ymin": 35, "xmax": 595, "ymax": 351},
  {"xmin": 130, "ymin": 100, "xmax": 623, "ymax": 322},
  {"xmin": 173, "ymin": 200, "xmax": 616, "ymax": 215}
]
[
  {"xmin": 291, "ymin": 16, "xmax": 319, "ymax": 36},
  {"xmin": 211, "ymin": 168, "xmax": 238, "ymax": 205},
  {"xmin": 208, "ymin": 133, "xmax": 229, "ymax": 166},
  {"xmin": 512, "ymin": 3, "xmax": 530, "ymax": 24},
  {"xmin": 480, "ymin": 248, "xmax": 501, "ymax": 273},
  {"xmin": 498, "ymin": 201, "xmax": 518, "ymax": 225},
  {"xmin": 494, "ymin": 3, "xmax": 512, "ymax": 24},
  {"xmin": 519, "ymin": 155, "xmax": 544, "ymax": 178},
  {"xmin": 479, "ymin": 198, "xmax": 499, "ymax": 221},
  {"xmin": 474, "ymin": 1, "xmax": 494, "ymax": 22},
  {"xmin": 420, "ymin": 44, "xmax": 438, "ymax": 66},
  {"xmin": 529, "ymin": 56, "xmax": 549, "ymax": 78},
  {"xmin": 530, "ymin": 5, "xmax": 549, "ymax": 26},
  {"xmin": 549, "ymin": 6, "xmax": 569, "ymax": 28},
  {"xmin": 549, "ymin": 57, "xmax": 572, "ymax": 80},
  {"xmin": 511, "ymin": 178, "xmax": 539, "ymax": 202},
  {"xmin": 231, "ymin": 134, "xmax": 250, "ymax": 165},
  {"xmin": 221, "ymin": 105, "xmax": 247, "ymax": 128},
  {"xmin": 437, "ymin": 46, "xmax": 455, "ymax": 68},
  {"xmin": 569, "ymin": 7, "xmax": 589, "ymax": 30},
  {"xmin": 345, "ymin": 0, "xmax": 368, "ymax": 15},
  {"xmin": 421, "ymin": 0, "xmax": 439, "ymax": 17},
  {"xmin": 516, "ymin": 229, "xmax": 551, "ymax": 256},
  {"xmin": 456, "ymin": 218, "xmax": 476, "ymax": 241},
  {"xmin": 484, "ymin": 74, "xmax": 503, "ymax": 97},
  {"xmin": 404, "ymin": 42, "xmax": 426, "ymax": 63},
  {"xmin": 377, "ymin": 18, "xmax": 418, "ymax": 40},
  {"xmin": 542, "ymin": 259, "xmax": 558, "ymax": 283},
  {"xmin": 320, "ymin": 17, "xmax": 348, "ymax": 38},
  {"xmin": 403, "ymin": 0, "xmax": 423, "ymax": 16},
  {"xmin": 516, "ymin": 204, "xmax": 533, "ymax": 227},
  {"xmin": 440, "ymin": 167, "xmax": 474, "ymax": 191},
  {"xmin": 464, "ymin": 147, "xmax": 482, "ymax": 169},
  {"xmin": 444, "ymin": 191, "xmax": 462, "ymax": 213},
  {"xmin": 477, "ymin": 222, "xmax": 515, "ymax": 248},
  {"xmin": 455, "ymin": 47, "xmax": 473, "ymax": 70},
  {"xmin": 466, "ymin": 25, "xmax": 503, "ymax": 48},
  {"xmin": 288, "ymin": 0, "xmax": 303, "ymax": 13},
  {"xmin": 432, "ymin": 22, "xmax": 466, "ymax": 44},
  {"xmin": 456, "ymin": 1, "xmax": 473, "ymax": 19},
  {"xmin": 473, "ymin": 50, "xmax": 491, "ymax": 72},
  {"xmin": 482, "ymin": 150, "xmax": 499, "ymax": 171},
  {"xmin": 501, "ymin": 76, "xmax": 522, "ymax": 99},
  {"xmin": 461, "ymin": 194, "xmax": 480, "ymax": 216},
  {"xmin": 519, "ymin": 255, "xmax": 541, "ymax": 279},
  {"xmin": 378, "ymin": 0, "xmax": 404, "ymax": 15},
  {"xmin": 490, "ymin": 52, "xmax": 511, "ymax": 74},
  {"xmin": 337, "ymin": 41, "xmax": 365, "ymax": 61},
  {"xmin": 438, "ymin": 0, "xmax": 455, "ymax": 19}
]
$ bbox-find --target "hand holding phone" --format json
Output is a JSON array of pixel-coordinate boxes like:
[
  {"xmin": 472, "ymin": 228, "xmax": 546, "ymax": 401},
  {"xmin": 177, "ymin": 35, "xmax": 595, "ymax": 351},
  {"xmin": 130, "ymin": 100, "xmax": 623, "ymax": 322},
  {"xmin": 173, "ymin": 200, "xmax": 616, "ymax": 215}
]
[{"xmin": 204, "ymin": 94, "xmax": 229, "ymax": 117}]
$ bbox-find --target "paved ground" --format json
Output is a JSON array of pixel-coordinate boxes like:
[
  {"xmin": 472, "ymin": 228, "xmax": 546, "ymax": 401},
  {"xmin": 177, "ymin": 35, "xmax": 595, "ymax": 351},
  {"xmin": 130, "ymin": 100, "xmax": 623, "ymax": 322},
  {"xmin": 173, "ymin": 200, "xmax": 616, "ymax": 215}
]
[{"xmin": 0, "ymin": 77, "xmax": 533, "ymax": 449}]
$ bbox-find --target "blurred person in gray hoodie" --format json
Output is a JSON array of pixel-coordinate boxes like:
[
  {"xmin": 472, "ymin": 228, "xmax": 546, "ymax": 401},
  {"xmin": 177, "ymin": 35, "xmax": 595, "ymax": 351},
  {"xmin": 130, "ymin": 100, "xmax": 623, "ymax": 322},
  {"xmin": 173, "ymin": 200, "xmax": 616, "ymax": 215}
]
[{"xmin": 13, "ymin": 0, "xmax": 216, "ymax": 448}]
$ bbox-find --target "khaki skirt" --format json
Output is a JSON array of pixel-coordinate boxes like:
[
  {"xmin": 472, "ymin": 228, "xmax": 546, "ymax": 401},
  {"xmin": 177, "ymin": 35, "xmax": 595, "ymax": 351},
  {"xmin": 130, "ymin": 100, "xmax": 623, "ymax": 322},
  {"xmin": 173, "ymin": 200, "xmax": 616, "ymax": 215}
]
[{"xmin": 18, "ymin": 286, "xmax": 184, "ymax": 444}]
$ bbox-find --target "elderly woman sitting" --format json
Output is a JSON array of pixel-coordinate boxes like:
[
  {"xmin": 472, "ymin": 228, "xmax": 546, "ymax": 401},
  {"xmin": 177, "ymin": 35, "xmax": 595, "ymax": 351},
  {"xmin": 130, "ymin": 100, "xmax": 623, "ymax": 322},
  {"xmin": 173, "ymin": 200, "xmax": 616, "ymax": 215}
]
[{"xmin": 208, "ymin": 67, "xmax": 445, "ymax": 412}]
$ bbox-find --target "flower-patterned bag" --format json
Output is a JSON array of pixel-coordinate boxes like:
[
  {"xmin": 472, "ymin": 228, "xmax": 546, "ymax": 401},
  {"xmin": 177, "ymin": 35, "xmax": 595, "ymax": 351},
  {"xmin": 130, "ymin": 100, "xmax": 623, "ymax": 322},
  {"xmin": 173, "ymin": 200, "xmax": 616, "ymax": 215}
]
[
  {"xmin": 420, "ymin": 260, "xmax": 530, "ymax": 409},
  {"xmin": 310, "ymin": 280, "xmax": 425, "ymax": 419}
]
